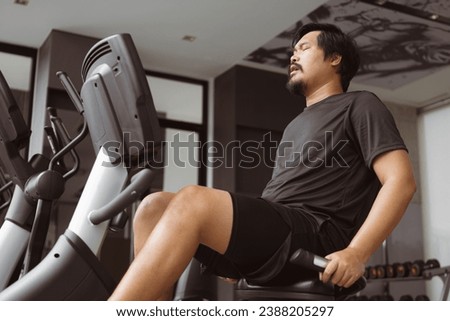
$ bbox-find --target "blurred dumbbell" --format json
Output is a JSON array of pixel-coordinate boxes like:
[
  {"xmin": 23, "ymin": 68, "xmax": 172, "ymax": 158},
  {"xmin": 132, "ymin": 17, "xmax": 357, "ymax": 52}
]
[
  {"xmin": 393, "ymin": 261, "xmax": 412, "ymax": 277},
  {"xmin": 369, "ymin": 294, "xmax": 394, "ymax": 300},
  {"xmin": 384, "ymin": 294, "xmax": 394, "ymax": 300},
  {"xmin": 347, "ymin": 294, "xmax": 369, "ymax": 301},
  {"xmin": 399, "ymin": 294, "xmax": 414, "ymax": 301},
  {"xmin": 415, "ymin": 294, "xmax": 430, "ymax": 301},
  {"xmin": 375, "ymin": 265, "xmax": 386, "ymax": 278},
  {"xmin": 410, "ymin": 259, "xmax": 440, "ymax": 277},
  {"xmin": 367, "ymin": 264, "xmax": 396, "ymax": 278},
  {"xmin": 427, "ymin": 259, "xmax": 440, "ymax": 268},
  {"xmin": 385, "ymin": 264, "xmax": 395, "ymax": 278},
  {"xmin": 368, "ymin": 266, "xmax": 378, "ymax": 279}
]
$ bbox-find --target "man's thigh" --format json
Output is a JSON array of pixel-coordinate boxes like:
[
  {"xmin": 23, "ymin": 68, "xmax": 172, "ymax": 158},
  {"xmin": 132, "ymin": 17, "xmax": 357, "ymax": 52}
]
[{"xmin": 194, "ymin": 193, "xmax": 294, "ymax": 281}]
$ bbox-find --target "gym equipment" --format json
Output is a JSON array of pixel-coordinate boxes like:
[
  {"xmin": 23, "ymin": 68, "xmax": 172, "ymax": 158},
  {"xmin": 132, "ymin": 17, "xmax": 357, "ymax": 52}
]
[
  {"xmin": 410, "ymin": 259, "xmax": 440, "ymax": 277},
  {"xmin": 369, "ymin": 294, "xmax": 394, "ymax": 300},
  {"xmin": 375, "ymin": 265, "xmax": 386, "ymax": 278},
  {"xmin": 367, "ymin": 264, "xmax": 395, "ymax": 279},
  {"xmin": 367, "ymin": 266, "xmax": 378, "ymax": 279},
  {"xmin": 399, "ymin": 294, "xmax": 430, "ymax": 301},
  {"xmin": 366, "ymin": 264, "xmax": 392, "ymax": 279},
  {"xmin": 366, "ymin": 260, "xmax": 450, "ymax": 301},
  {"xmin": 173, "ymin": 260, "xmax": 218, "ymax": 301},
  {"xmin": 392, "ymin": 261, "xmax": 412, "ymax": 278},
  {"xmin": 385, "ymin": 263, "xmax": 395, "ymax": 278},
  {"xmin": 347, "ymin": 294, "xmax": 368, "ymax": 300},
  {"xmin": 366, "ymin": 259, "xmax": 442, "ymax": 280},
  {"xmin": 383, "ymin": 294, "xmax": 394, "ymax": 300},
  {"xmin": 0, "ymin": 33, "xmax": 161, "ymax": 300},
  {"xmin": 0, "ymin": 69, "xmax": 86, "ymax": 290},
  {"xmin": 0, "ymin": 167, "xmax": 13, "ymax": 215},
  {"xmin": 234, "ymin": 248, "xmax": 366, "ymax": 300},
  {"xmin": 415, "ymin": 294, "xmax": 430, "ymax": 300}
]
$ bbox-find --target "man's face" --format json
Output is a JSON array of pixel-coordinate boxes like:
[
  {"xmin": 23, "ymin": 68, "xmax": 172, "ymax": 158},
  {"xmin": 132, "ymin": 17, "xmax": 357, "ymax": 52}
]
[{"xmin": 287, "ymin": 31, "xmax": 332, "ymax": 96}]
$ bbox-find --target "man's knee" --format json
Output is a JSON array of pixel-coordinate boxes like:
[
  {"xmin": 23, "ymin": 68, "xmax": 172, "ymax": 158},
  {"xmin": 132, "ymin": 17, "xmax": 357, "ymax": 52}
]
[
  {"xmin": 168, "ymin": 185, "xmax": 232, "ymax": 227},
  {"xmin": 173, "ymin": 185, "xmax": 209, "ymax": 208},
  {"xmin": 171, "ymin": 185, "xmax": 233, "ymax": 253},
  {"xmin": 134, "ymin": 192, "xmax": 172, "ymax": 227},
  {"xmin": 165, "ymin": 185, "xmax": 212, "ymax": 221},
  {"xmin": 176, "ymin": 185, "xmax": 206, "ymax": 200}
]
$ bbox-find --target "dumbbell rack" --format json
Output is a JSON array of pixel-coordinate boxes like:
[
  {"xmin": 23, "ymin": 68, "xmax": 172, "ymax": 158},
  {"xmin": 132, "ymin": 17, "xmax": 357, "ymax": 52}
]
[
  {"xmin": 423, "ymin": 266, "xmax": 450, "ymax": 300},
  {"xmin": 367, "ymin": 265, "xmax": 450, "ymax": 300}
]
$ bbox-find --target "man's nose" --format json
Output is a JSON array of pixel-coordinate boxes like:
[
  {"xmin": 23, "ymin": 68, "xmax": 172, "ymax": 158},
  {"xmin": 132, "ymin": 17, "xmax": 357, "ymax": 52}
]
[{"xmin": 290, "ymin": 53, "xmax": 298, "ymax": 64}]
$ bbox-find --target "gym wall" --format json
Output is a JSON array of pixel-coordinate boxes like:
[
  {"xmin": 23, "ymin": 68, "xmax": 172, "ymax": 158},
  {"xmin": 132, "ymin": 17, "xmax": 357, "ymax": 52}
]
[{"xmin": 418, "ymin": 103, "xmax": 450, "ymax": 301}]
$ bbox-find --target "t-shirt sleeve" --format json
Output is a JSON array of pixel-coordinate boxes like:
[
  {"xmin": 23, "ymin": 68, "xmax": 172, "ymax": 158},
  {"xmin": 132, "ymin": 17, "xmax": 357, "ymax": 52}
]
[{"xmin": 347, "ymin": 91, "xmax": 407, "ymax": 168}]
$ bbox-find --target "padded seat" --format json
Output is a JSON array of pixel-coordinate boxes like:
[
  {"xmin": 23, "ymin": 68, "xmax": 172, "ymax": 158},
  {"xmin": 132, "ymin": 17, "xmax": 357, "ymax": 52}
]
[
  {"xmin": 234, "ymin": 249, "xmax": 367, "ymax": 301},
  {"xmin": 234, "ymin": 277, "xmax": 335, "ymax": 301}
]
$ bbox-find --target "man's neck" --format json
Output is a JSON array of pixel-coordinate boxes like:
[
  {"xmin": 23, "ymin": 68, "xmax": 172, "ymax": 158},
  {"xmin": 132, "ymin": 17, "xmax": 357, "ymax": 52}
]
[{"xmin": 305, "ymin": 82, "xmax": 343, "ymax": 107}]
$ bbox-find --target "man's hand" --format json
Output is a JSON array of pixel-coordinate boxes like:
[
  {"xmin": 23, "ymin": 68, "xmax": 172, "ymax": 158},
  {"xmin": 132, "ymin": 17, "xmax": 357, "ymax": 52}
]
[
  {"xmin": 319, "ymin": 150, "xmax": 415, "ymax": 289},
  {"xmin": 320, "ymin": 247, "xmax": 366, "ymax": 288}
]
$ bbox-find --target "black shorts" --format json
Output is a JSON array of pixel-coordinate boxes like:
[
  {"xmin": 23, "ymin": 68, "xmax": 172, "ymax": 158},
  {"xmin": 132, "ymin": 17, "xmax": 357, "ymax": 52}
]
[{"xmin": 194, "ymin": 192, "xmax": 349, "ymax": 285}]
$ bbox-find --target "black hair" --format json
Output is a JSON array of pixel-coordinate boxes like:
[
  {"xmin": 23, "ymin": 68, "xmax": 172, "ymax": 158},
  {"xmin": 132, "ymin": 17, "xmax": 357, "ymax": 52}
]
[{"xmin": 292, "ymin": 23, "xmax": 360, "ymax": 92}]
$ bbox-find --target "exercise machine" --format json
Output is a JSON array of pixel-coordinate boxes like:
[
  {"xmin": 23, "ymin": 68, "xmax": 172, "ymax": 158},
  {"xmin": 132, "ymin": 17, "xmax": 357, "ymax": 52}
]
[
  {"xmin": 0, "ymin": 69, "xmax": 87, "ymax": 290},
  {"xmin": 234, "ymin": 248, "xmax": 367, "ymax": 300},
  {"xmin": 0, "ymin": 33, "xmax": 161, "ymax": 300},
  {"xmin": 0, "ymin": 166, "xmax": 13, "ymax": 216}
]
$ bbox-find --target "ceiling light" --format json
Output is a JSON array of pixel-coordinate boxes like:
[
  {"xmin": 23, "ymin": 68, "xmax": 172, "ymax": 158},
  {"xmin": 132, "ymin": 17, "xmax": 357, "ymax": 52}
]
[
  {"xmin": 14, "ymin": 0, "xmax": 29, "ymax": 5},
  {"xmin": 430, "ymin": 13, "xmax": 439, "ymax": 20},
  {"xmin": 182, "ymin": 35, "xmax": 197, "ymax": 42}
]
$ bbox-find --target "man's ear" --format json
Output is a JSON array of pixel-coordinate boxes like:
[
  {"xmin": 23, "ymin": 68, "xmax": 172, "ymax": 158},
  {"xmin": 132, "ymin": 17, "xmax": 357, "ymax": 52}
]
[{"xmin": 330, "ymin": 53, "xmax": 342, "ymax": 67}]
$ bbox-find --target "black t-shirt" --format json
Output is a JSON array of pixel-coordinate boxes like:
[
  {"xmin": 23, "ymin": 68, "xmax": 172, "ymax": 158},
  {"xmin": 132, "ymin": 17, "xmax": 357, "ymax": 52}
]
[{"xmin": 261, "ymin": 91, "xmax": 407, "ymax": 239}]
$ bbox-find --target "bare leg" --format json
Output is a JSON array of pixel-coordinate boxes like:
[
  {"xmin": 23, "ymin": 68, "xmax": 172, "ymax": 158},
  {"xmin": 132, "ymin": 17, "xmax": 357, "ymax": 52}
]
[
  {"xmin": 133, "ymin": 192, "xmax": 175, "ymax": 256},
  {"xmin": 132, "ymin": 191, "xmax": 175, "ymax": 300},
  {"xmin": 109, "ymin": 185, "xmax": 233, "ymax": 300}
]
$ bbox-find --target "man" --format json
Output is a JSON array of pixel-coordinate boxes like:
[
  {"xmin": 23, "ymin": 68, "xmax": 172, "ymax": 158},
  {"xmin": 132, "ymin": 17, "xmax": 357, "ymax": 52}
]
[{"xmin": 109, "ymin": 23, "xmax": 416, "ymax": 300}]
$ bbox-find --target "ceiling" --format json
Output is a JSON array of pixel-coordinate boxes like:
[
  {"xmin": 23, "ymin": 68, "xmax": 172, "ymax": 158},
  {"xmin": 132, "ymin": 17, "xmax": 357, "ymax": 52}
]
[{"xmin": 1, "ymin": 0, "xmax": 449, "ymax": 108}]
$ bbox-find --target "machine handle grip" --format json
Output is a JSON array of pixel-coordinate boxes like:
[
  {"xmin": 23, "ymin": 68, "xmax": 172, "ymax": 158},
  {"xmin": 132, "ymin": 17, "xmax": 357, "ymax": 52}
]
[
  {"xmin": 88, "ymin": 168, "xmax": 155, "ymax": 225},
  {"xmin": 289, "ymin": 248, "xmax": 367, "ymax": 299},
  {"xmin": 56, "ymin": 71, "xmax": 84, "ymax": 114},
  {"xmin": 289, "ymin": 248, "xmax": 329, "ymax": 272}
]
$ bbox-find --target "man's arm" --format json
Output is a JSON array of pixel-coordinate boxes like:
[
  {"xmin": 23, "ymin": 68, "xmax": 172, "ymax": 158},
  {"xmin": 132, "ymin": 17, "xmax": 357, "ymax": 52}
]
[{"xmin": 321, "ymin": 149, "xmax": 416, "ymax": 287}]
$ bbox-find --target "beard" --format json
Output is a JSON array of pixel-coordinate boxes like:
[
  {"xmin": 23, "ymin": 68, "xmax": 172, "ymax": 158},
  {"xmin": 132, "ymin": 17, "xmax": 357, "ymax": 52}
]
[{"xmin": 286, "ymin": 76, "xmax": 306, "ymax": 96}]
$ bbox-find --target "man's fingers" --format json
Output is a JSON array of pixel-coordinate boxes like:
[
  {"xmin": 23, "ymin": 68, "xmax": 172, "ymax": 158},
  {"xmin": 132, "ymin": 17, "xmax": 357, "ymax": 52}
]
[
  {"xmin": 321, "ymin": 259, "xmax": 338, "ymax": 284},
  {"xmin": 321, "ymin": 261, "xmax": 357, "ymax": 287},
  {"xmin": 321, "ymin": 250, "xmax": 366, "ymax": 287},
  {"xmin": 342, "ymin": 276, "xmax": 356, "ymax": 288}
]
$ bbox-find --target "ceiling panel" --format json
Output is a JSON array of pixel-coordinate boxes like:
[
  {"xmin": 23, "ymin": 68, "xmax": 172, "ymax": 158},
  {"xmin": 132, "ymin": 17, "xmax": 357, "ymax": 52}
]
[
  {"xmin": 0, "ymin": 0, "xmax": 449, "ymax": 107},
  {"xmin": 244, "ymin": 0, "xmax": 450, "ymax": 90}
]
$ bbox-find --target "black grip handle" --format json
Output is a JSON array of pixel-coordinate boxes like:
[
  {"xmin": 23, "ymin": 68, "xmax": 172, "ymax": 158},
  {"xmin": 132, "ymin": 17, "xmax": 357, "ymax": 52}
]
[
  {"xmin": 89, "ymin": 168, "xmax": 155, "ymax": 225},
  {"xmin": 289, "ymin": 248, "xmax": 329, "ymax": 272},
  {"xmin": 289, "ymin": 248, "xmax": 367, "ymax": 299}
]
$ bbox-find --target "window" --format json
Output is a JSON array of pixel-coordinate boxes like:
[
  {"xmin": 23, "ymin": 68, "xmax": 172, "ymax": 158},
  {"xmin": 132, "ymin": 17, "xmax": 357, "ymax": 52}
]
[
  {"xmin": 146, "ymin": 71, "xmax": 208, "ymax": 191},
  {"xmin": 0, "ymin": 42, "xmax": 36, "ymax": 127}
]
